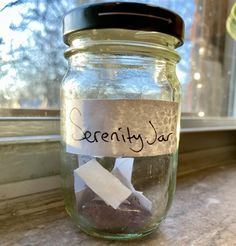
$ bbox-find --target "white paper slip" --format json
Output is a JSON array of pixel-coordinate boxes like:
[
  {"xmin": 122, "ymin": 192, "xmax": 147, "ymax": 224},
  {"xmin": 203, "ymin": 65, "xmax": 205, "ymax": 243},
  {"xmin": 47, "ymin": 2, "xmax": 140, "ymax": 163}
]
[
  {"xmin": 74, "ymin": 155, "xmax": 94, "ymax": 193},
  {"xmin": 74, "ymin": 170, "xmax": 86, "ymax": 193},
  {"xmin": 113, "ymin": 158, "xmax": 134, "ymax": 181},
  {"xmin": 132, "ymin": 190, "xmax": 152, "ymax": 212},
  {"xmin": 112, "ymin": 165, "xmax": 152, "ymax": 212},
  {"xmin": 74, "ymin": 159, "xmax": 132, "ymax": 209}
]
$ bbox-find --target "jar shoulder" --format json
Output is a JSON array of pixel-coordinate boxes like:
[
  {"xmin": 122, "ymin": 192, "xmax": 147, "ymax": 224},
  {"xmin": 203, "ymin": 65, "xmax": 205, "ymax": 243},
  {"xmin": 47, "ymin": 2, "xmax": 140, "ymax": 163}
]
[{"xmin": 62, "ymin": 63, "xmax": 180, "ymax": 102}]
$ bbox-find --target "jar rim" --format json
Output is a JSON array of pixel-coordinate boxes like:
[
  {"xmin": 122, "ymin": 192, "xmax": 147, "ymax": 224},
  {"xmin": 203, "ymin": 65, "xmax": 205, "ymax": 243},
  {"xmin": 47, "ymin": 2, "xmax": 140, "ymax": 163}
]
[{"xmin": 64, "ymin": 41, "xmax": 180, "ymax": 63}]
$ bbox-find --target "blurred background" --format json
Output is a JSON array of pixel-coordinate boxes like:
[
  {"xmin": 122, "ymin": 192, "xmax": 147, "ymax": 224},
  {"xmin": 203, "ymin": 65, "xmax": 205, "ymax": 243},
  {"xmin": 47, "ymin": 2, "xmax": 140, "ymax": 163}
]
[{"xmin": 0, "ymin": 0, "xmax": 236, "ymax": 118}]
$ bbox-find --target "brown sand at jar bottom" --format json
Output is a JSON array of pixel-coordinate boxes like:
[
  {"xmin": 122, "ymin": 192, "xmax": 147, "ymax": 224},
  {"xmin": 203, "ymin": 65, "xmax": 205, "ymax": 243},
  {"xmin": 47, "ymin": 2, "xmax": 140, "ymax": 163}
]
[{"xmin": 78, "ymin": 193, "xmax": 152, "ymax": 233}]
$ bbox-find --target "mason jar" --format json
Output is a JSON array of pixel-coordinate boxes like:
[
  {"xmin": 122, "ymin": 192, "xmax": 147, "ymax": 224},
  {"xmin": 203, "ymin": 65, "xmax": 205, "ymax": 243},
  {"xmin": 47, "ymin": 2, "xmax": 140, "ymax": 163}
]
[{"xmin": 61, "ymin": 2, "xmax": 184, "ymax": 240}]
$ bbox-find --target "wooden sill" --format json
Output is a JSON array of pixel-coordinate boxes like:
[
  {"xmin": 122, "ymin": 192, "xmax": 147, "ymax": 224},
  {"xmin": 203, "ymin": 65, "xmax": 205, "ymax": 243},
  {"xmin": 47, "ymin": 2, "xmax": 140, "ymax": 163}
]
[{"xmin": 1, "ymin": 161, "xmax": 236, "ymax": 245}]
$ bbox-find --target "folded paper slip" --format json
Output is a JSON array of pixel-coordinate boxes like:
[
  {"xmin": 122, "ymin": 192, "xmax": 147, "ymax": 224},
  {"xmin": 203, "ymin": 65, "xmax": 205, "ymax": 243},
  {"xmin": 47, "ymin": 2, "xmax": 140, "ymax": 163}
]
[{"xmin": 74, "ymin": 159, "xmax": 132, "ymax": 209}]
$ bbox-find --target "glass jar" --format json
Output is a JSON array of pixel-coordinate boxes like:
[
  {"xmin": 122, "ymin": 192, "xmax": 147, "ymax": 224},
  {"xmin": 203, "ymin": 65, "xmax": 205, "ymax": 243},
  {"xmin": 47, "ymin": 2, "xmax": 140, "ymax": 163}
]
[{"xmin": 61, "ymin": 2, "xmax": 184, "ymax": 240}]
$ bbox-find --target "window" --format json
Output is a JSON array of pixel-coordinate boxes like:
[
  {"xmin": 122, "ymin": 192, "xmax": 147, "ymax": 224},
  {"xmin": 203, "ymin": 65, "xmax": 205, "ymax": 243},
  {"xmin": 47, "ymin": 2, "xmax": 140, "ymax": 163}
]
[
  {"xmin": 1, "ymin": 0, "xmax": 236, "ymax": 214},
  {"xmin": 130, "ymin": 0, "xmax": 235, "ymax": 117},
  {"xmin": 0, "ymin": 0, "xmax": 77, "ymax": 112},
  {"xmin": 1, "ymin": 0, "xmax": 236, "ymax": 118}
]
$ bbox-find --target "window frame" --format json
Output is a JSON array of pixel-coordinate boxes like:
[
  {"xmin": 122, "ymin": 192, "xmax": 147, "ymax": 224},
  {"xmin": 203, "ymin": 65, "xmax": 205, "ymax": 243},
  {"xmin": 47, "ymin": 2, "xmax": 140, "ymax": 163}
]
[{"xmin": 1, "ymin": 115, "xmax": 236, "ymax": 199}]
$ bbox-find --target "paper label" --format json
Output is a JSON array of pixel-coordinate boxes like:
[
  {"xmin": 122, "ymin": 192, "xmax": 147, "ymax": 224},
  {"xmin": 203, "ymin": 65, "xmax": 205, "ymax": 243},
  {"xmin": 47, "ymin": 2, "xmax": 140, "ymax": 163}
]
[{"xmin": 64, "ymin": 99, "xmax": 179, "ymax": 157}]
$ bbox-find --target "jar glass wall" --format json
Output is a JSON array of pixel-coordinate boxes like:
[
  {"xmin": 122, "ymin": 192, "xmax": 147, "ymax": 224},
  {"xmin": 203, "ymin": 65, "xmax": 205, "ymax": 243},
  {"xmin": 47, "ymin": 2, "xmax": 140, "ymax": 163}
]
[
  {"xmin": 61, "ymin": 29, "xmax": 181, "ymax": 240},
  {"xmin": 61, "ymin": 2, "xmax": 184, "ymax": 240}
]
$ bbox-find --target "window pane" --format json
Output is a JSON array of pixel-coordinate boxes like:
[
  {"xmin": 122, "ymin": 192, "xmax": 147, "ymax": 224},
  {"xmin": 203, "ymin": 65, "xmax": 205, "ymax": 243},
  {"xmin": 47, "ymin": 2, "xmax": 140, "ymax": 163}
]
[
  {"xmin": 1, "ymin": 0, "xmax": 236, "ymax": 118},
  {"xmin": 0, "ymin": 0, "xmax": 77, "ymax": 111},
  {"xmin": 150, "ymin": 0, "xmax": 236, "ymax": 117}
]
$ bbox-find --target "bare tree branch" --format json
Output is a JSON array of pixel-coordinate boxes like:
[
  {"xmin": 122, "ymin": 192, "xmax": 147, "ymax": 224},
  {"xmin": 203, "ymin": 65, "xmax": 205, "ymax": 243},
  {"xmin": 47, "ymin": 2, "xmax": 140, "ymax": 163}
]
[{"xmin": 0, "ymin": 0, "xmax": 24, "ymax": 12}]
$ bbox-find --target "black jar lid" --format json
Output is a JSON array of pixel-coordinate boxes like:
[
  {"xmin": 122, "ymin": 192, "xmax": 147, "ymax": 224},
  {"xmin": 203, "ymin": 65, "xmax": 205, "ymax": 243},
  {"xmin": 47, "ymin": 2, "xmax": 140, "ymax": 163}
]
[{"xmin": 63, "ymin": 2, "xmax": 184, "ymax": 47}]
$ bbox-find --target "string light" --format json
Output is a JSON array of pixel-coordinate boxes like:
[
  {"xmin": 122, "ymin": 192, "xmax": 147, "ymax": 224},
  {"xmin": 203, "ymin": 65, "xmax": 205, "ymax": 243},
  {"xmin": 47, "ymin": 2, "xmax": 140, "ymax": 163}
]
[
  {"xmin": 193, "ymin": 72, "xmax": 201, "ymax": 80},
  {"xmin": 198, "ymin": 111, "xmax": 205, "ymax": 117},
  {"xmin": 197, "ymin": 83, "xmax": 203, "ymax": 89},
  {"xmin": 199, "ymin": 47, "xmax": 205, "ymax": 55}
]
